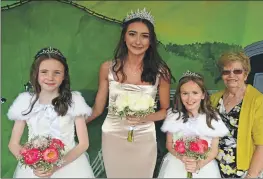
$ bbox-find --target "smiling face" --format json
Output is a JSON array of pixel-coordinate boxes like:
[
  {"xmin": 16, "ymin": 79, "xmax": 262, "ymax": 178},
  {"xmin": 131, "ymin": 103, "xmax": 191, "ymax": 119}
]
[
  {"xmin": 124, "ymin": 21, "xmax": 150, "ymax": 56},
  {"xmin": 221, "ymin": 61, "xmax": 248, "ymax": 89},
  {"xmin": 180, "ymin": 80, "xmax": 205, "ymax": 116},
  {"xmin": 37, "ymin": 59, "xmax": 65, "ymax": 93}
]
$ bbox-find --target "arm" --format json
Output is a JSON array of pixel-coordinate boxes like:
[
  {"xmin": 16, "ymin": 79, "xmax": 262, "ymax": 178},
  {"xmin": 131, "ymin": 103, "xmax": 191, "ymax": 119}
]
[
  {"xmin": 34, "ymin": 116, "xmax": 90, "ymax": 177},
  {"xmin": 59, "ymin": 116, "xmax": 90, "ymax": 168},
  {"xmin": 247, "ymin": 146, "xmax": 263, "ymax": 178},
  {"xmin": 145, "ymin": 76, "xmax": 170, "ymax": 122},
  {"xmin": 185, "ymin": 137, "xmax": 219, "ymax": 173},
  {"xmin": 247, "ymin": 97, "xmax": 263, "ymax": 178},
  {"xmin": 86, "ymin": 61, "xmax": 110, "ymax": 123},
  {"xmin": 8, "ymin": 120, "xmax": 26, "ymax": 158},
  {"xmin": 166, "ymin": 132, "xmax": 188, "ymax": 163}
]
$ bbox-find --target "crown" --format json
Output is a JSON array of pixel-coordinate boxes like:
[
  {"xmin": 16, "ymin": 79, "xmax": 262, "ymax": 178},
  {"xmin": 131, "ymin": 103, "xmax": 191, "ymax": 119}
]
[
  {"xmin": 35, "ymin": 47, "xmax": 65, "ymax": 59},
  {"xmin": 124, "ymin": 8, "xmax": 155, "ymax": 25},
  {"xmin": 180, "ymin": 70, "xmax": 202, "ymax": 80}
]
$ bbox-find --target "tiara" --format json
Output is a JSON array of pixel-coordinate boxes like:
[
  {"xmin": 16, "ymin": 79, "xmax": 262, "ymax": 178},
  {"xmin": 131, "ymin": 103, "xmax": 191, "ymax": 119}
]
[
  {"xmin": 179, "ymin": 70, "xmax": 202, "ymax": 80},
  {"xmin": 124, "ymin": 8, "xmax": 155, "ymax": 25},
  {"xmin": 35, "ymin": 47, "xmax": 65, "ymax": 59}
]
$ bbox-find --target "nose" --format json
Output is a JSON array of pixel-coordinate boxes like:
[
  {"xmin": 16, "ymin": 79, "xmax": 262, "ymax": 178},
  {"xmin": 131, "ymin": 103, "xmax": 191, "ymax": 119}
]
[
  {"xmin": 47, "ymin": 73, "xmax": 54, "ymax": 80},
  {"xmin": 186, "ymin": 94, "xmax": 193, "ymax": 102},
  {"xmin": 135, "ymin": 35, "xmax": 141, "ymax": 45},
  {"xmin": 228, "ymin": 71, "xmax": 235, "ymax": 77}
]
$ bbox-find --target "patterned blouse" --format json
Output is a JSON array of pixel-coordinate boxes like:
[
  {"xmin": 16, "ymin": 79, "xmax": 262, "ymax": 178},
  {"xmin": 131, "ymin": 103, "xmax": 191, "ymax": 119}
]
[{"xmin": 216, "ymin": 97, "xmax": 246, "ymax": 178}]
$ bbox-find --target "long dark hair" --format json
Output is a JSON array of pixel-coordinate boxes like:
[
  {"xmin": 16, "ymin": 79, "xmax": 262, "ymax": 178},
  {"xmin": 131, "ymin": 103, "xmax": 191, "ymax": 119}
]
[
  {"xmin": 112, "ymin": 18, "xmax": 175, "ymax": 85},
  {"xmin": 173, "ymin": 74, "xmax": 218, "ymax": 129},
  {"xmin": 23, "ymin": 47, "xmax": 72, "ymax": 116}
]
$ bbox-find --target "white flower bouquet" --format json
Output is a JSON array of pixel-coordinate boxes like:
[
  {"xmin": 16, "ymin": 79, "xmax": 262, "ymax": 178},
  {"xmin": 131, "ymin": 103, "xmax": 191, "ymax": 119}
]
[{"xmin": 109, "ymin": 92, "xmax": 157, "ymax": 142}]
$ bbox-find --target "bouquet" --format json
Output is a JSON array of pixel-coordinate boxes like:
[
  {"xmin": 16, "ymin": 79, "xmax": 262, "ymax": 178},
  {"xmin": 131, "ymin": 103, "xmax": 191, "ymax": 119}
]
[
  {"xmin": 109, "ymin": 92, "xmax": 156, "ymax": 142},
  {"xmin": 173, "ymin": 136, "xmax": 210, "ymax": 178},
  {"xmin": 18, "ymin": 136, "xmax": 65, "ymax": 172}
]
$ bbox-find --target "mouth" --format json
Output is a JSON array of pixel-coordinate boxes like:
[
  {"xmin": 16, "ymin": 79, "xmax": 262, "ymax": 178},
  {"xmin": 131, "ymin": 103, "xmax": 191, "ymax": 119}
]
[
  {"xmin": 131, "ymin": 46, "xmax": 143, "ymax": 50},
  {"xmin": 227, "ymin": 79, "xmax": 238, "ymax": 83},
  {"xmin": 186, "ymin": 102, "xmax": 195, "ymax": 106},
  {"xmin": 45, "ymin": 83, "xmax": 56, "ymax": 86}
]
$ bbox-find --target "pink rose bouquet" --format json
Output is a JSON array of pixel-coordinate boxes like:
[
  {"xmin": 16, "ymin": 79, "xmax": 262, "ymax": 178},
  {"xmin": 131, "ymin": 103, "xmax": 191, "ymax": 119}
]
[
  {"xmin": 18, "ymin": 136, "xmax": 65, "ymax": 172},
  {"xmin": 173, "ymin": 136, "xmax": 210, "ymax": 178}
]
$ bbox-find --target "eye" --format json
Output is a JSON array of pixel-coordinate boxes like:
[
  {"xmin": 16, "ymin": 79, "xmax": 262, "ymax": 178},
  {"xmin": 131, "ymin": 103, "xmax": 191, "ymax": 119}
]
[
  {"xmin": 142, "ymin": 34, "xmax": 149, "ymax": 38},
  {"xmin": 128, "ymin": 32, "xmax": 136, "ymax": 36},
  {"xmin": 55, "ymin": 71, "xmax": 61, "ymax": 75},
  {"xmin": 193, "ymin": 91, "xmax": 198, "ymax": 94},
  {"xmin": 40, "ymin": 71, "xmax": 47, "ymax": 74}
]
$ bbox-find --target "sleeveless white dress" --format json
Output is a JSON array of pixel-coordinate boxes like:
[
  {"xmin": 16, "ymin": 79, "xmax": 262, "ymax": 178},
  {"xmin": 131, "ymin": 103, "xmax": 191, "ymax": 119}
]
[
  {"xmin": 7, "ymin": 91, "xmax": 95, "ymax": 178},
  {"xmin": 158, "ymin": 109, "xmax": 229, "ymax": 178}
]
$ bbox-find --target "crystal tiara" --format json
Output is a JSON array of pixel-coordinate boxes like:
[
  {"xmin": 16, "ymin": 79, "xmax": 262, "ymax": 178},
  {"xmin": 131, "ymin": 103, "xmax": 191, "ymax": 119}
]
[
  {"xmin": 179, "ymin": 70, "xmax": 202, "ymax": 80},
  {"xmin": 124, "ymin": 8, "xmax": 155, "ymax": 25},
  {"xmin": 35, "ymin": 47, "xmax": 65, "ymax": 60}
]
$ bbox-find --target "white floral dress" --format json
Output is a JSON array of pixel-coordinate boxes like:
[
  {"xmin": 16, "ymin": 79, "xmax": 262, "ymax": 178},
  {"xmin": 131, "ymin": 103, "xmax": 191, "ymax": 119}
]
[{"xmin": 216, "ymin": 97, "xmax": 246, "ymax": 178}]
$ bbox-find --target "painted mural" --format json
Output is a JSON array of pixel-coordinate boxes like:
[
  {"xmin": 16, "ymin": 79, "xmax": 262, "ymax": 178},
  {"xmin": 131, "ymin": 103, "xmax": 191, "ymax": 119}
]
[{"xmin": 1, "ymin": 0, "xmax": 263, "ymax": 177}]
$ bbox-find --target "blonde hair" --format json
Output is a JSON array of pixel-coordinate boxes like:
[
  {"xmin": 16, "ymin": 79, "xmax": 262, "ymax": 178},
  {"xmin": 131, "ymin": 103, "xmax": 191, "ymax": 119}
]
[{"xmin": 218, "ymin": 51, "xmax": 251, "ymax": 75}]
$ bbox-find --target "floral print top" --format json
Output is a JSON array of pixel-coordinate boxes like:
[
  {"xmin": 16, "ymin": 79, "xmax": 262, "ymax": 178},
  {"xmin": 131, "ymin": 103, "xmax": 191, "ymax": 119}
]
[{"xmin": 216, "ymin": 97, "xmax": 246, "ymax": 178}]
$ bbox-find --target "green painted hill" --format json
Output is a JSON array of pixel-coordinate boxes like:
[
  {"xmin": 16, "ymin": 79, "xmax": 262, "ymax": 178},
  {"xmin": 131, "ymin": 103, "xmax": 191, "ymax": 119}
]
[
  {"xmin": 74, "ymin": 1, "xmax": 263, "ymax": 46},
  {"xmin": 3, "ymin": 1, "xmax": 263, "ymax": 46}
]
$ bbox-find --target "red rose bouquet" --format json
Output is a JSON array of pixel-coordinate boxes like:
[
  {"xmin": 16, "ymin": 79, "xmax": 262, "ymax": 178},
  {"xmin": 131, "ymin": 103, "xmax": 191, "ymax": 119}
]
[
  {"xmin": 18, "ymin": 136, "xmax": 65, "ymax": 172},
  {"xmin": 173, "ymin": 136, "xmax": 210, "ymax": 178}
]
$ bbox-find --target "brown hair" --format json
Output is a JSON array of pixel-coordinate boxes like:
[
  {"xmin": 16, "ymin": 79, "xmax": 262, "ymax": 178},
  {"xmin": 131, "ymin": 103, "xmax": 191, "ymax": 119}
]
[
  {"xmin": 23, "ymin": 47, "xmax": 72, "ymax": 116},
  {"xmin": 172, "ymin": 73, "xmax": 219, "ymax": 129}
]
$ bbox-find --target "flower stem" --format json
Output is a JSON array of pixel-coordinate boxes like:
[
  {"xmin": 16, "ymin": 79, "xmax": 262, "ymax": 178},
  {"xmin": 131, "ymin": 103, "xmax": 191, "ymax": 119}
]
[
  {"xmin": 187, "ymin": 172, "xmax": 192, "ymax": 178},
  {"xmin": 127, "ymin": 127, "xmax": 134, "ymax": 142}
]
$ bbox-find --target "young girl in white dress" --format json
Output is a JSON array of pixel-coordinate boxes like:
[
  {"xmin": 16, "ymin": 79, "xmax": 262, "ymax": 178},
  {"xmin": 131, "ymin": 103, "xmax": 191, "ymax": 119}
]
[
  {"xmin": 7, "ymin": 47, "xmax": 95, "ymax": 178},
  {"xmin": 158, "ymin": 71, "xmax": 229, "ymax": 178}
]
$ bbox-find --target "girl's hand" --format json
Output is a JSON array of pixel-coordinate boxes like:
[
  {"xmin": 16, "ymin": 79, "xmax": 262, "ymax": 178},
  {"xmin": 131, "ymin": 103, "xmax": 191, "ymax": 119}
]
[
  {"xmin": 33, "ymin": 166, "xmax": 58, "ymax": 178},
  {"xmin": 176, "ymin": 155, "xmax": 188, "ymax": 163},
  {"xmin": 185, "ymin": 159, "xmax": 200, "ymax": 173}
]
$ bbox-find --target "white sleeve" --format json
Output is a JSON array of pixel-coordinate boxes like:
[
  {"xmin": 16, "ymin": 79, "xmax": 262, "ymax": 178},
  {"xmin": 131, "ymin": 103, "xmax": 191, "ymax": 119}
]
[
  {"xmin": 198, "ymin": 114, "xmax": 229, "ymax": 137},
  {"xmin": 69, "ymin": 91, "xmax": 92, "ymax": 118},
  {"xmin": 7, "ymin": 92, "xmax": 33, "ymax": 120},
  {"xmin": 161, "ymin": 108, "xmax": 184, "ymax": 133}
]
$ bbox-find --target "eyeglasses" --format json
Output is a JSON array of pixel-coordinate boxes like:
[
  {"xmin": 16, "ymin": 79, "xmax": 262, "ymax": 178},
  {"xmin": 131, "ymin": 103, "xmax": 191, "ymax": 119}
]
[{"xmin": 221, "ymin": 69, "xmax": 244, "ymax": 76}]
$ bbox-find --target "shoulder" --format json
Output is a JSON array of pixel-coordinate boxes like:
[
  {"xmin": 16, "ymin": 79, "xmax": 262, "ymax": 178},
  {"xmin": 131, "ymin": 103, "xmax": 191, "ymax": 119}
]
[
  {"xmin": 197, "ymin": 114, "xmax": 229, "ymax": 137},
  {"xmin": 246, "ymin": 85, "xmax": 263, "ymax": 101},
  {"xmin": 7, "ymin": 92, "xmax": 35, "ymax": 120},
  {"xmin": 210, "ymin": 90, "xmax": 224, "ymax": 107},
  {"xmin": 101, "ymin": 60, "xmax": 112, "ymax": 69},
  {"xmin": 69, "ymin": 91, "xmax": 92, "ymax": 117},
  {"xmin": 161, "ymin": 108, "xmax": 184, "ymax": 133}
]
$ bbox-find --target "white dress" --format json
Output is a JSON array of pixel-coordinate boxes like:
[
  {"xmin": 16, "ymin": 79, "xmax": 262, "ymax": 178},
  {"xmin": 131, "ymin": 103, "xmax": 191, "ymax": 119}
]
[
  {"xmin": 7, "ymin": 91, "xmax": 95, "ymax": 178},
  {"xmin": 158, "ymin": 109, "xmax": 229, "ymax": 178}
]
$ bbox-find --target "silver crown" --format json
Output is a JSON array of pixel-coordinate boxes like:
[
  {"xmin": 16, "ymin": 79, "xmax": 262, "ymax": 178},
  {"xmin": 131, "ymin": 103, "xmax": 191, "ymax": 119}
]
[
  {"xmin": 38, "ymin": 47, "xmax": 62, "ymax": 57},
  {"xmin": 124, "ymin": 8, "xmax": 155, "ymax": 25},
  {"xmin": 180, "ymin": 70, "xmax": 202, "ymax": 80}
]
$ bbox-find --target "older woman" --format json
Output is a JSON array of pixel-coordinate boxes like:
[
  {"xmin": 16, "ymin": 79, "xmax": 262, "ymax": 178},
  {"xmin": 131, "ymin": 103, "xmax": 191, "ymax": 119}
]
[{"xmin": 210, "ymin": 52, "xmax": 263, "ymax": 178}]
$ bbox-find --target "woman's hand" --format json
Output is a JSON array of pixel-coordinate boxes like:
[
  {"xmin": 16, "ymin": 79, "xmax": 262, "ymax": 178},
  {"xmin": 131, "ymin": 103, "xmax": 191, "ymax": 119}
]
[
  {"xmin": 33, "ymin": 166, "xmax": 58, "ymax": 178},
  {"xmin": 126, "ymin": 116, "xmax": 146, "ymax": 125}
]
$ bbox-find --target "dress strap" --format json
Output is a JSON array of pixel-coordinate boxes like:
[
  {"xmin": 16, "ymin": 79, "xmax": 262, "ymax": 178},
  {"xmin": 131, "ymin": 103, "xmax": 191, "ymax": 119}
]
[
  {"xmin": 154, "ymin": 74, "xmax": 160, "ymax": 87},
  {"xmin": 108, "ymin": 61, "xmax": 117, "ymax": 82}
]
